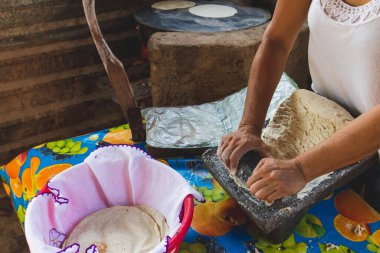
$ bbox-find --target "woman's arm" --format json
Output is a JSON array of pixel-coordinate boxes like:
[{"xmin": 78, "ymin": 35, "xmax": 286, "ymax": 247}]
[
  {"xmin": 299, "ymin": 104, "xmax": 380, "ymax": 181},
  {"xmin": 218, "ymin": 0, "xmax": 312, "ymax": 172},
  {"xmin": 247, "ymin": 104, "xmax": 380, "ymax": 203},
  {"xmin": 240, "ymin": 0, "xmax": 312, "ymax": 134}
]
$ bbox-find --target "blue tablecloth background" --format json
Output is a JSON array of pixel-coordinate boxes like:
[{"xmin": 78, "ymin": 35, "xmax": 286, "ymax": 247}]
[{"xmin": 1, "ymin": 124, "xmax": 379, "ymax": 253}]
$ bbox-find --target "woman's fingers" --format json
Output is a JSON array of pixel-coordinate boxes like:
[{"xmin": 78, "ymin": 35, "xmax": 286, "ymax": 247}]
[
  {"xmin": 218, "ymin": 138, "xmax": 234, "ymax": 168},
  {"xmin": 253, "ymin": 185, "xmax": 276, "ymax": 200},
  {"xmin": 247, "ymin": 177, "xmax": 284, "ymax": 203},
  {"xmin": 246, "ymin": 158, "xmax": 276, "ymax": 187},
  {"xmin": 249, "ymin": 178, "xmax": 271, "ymax": 195},
  {"xmin": 250, "ymin": 158, "xmax": 308, "ymax": 202},
  {"xmin": 265, "ymin": 191, "xmax": 284, "ymax": 203},
  {"xmin": 217, "ymin": 128, "xmax": 273, "ymax": 179},
  {"xmin": 246, "ymin": 159, "xmax": 264, "ymax": 187},
  {"xmin": 229, "ymin": 145, "xmax": 250, "ymax": 175},
  {"xmin": 217, "ymin": 135, "xmax": 231, "ymax": 157},
  {"xmin": 220, "ymin": 146, "xmax": 235, "ymax": 169}
]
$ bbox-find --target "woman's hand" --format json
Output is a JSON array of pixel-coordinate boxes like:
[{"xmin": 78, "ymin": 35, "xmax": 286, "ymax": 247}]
[
  {"xmin": 217, "ymin": 126, "xmax": 273, "ymax": 175},
  {"xmin": 246, "ymin": 158, "xmax": 308, "ymax": 203}
]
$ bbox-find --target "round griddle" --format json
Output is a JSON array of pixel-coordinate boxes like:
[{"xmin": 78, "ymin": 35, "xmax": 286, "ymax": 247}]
[{"xmin": 134, "ymin": 1, "xmax": 271, "ymax": 33}]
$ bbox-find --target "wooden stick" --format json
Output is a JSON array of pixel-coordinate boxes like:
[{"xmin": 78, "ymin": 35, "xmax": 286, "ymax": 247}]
[{"xmin": 82, "ymin": 0, "xmax": 145, "ymax": 141}]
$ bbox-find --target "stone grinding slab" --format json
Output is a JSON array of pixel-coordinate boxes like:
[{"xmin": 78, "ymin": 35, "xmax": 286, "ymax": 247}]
[{"xmin": 202, "ymin": 148, "xmax": 377, "ymax": 243}]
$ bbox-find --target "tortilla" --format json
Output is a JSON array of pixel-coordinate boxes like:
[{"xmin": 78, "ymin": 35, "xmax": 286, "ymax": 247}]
[
  {"xmin": 188, "ymin": 4, "xmax": 238, "ymax": 18},
  {"xmin": 136, "ymin": 205, "xmax": 170, "ymax": 239},
  {"xmin": 262, "ymin": 89, "xmax": 353, "ymax": 159},
  {"xmin": 152, "ymin": 1, "xmax": 196, "ymax": 10},
  {"xmin": 63, "ymin": 205, "xmax": 169, "ymax": 253}
]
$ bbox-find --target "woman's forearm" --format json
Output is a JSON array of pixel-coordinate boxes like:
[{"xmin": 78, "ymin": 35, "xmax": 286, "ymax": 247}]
[
  {"xmin": 239, "ymin": 35, "xmax": 291, "ymax": 135},
  {"xmin": 298, "ymin": 104, "xmax": 380, "ymax": 181},
  {"xmin": 240, "ymin": 0, "xmax": 311, "ymax": 135}
]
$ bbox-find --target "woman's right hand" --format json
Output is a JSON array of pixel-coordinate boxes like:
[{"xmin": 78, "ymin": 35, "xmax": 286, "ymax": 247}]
[
  {"xmin": 215, "ymin": 0, "xmax": 311, "ymax": 176},
  {"xmin": 217, "ymin": 125, "xmax": 273, "ymax": 175}
]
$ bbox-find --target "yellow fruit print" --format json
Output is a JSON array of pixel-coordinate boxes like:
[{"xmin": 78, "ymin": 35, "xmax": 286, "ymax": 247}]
[
  {"xmin": 6, "ymin": 152, "xmax": 27, "ymax": 179},
  {"xmin": 103, "ymin": 129, "xmax": 134, "ymax": 145},
  {"xmin": 2, "ymin": 182, "xmax": 11, "ymax": 196},
  {"xmin": 5, "ymin": 152, "xmax": 28, "ymax": 198},
  {"xmin": 334, "ymin": 214, "xmax": 370, "ymax": 242},
  {"xmin": 22, "ymin": 157, "xmax": 40, "ymax": 201},
  {"xmin": 10, "ymin": 177, "xmax": 22, "ymax": 198},
  {"xmin": 158, "ymin": 159, "xmax": 169, "ymax": 166},
  {"xmin": 17, "ymin": 205, "xmax": 26, "ymax": 224},
  {"xmin": 295, "ymin": 213, "xmax": 326, "ymax": 238},
  {"xmin": 36, "ymin": 163, "xmax": 72, "ymax": 190},
  {"xmin": 371, "ymin": 230, "xmax": 380, "ymax": 246},
  {"xmin": 33, "ymin": 144, "xmax": 45, "ymax": 149}
]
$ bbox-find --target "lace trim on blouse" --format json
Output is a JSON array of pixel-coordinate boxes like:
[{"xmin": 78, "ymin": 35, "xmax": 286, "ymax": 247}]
[{"xmin": 320, "ymin": 0, "xmax": 380, "ymax": 24}]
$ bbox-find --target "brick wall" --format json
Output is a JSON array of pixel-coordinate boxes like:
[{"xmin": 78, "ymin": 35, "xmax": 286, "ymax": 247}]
[{"xmin": 0, "ymin": 0, "xmax": 150, "ymax": 163}]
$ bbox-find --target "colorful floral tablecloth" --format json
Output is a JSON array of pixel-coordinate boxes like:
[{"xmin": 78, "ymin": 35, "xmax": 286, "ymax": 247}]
[{"xmin": 1, "ymin": 124, "xmax": 380, "ymax": 253}]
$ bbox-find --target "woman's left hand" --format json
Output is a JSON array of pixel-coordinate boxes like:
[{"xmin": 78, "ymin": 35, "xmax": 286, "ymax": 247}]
[{"xmin": 246, "ymin": 158, "xmax": 308, "ymax": 203}]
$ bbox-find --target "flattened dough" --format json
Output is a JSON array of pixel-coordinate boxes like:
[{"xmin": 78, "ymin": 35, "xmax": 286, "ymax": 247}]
[
  {"xmin": 152, "ymin": 1, "xmax": 195, "ymax": 10},
  {"xmin": 189, "ymin": 4, "xmax": 238, "ymax": 18},
  {"xmin": 262, "ymin": 89, "xmax": 353, "ymax": 159},
  {"xmin": 63, "ymin": 206, "xmax": 169, "ymax": 253}
]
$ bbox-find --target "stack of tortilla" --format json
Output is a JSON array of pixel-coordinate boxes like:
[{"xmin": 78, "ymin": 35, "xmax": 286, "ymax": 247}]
[
  {"xmin": 151, "ymin": 1, "xmax": 238, "ymax": 19},
  {"xmin": 63, "ymin": 205, "xmax": 169, "ymax": 253},
  {"xmin": 151, "ymin": 1, "xmax": 195, "ymax": 10}
]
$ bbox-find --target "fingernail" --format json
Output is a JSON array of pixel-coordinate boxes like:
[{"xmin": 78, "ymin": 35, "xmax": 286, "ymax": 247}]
[{"xmin": 265, "ymin": 200, "xmax": 273, "ymax": 206}]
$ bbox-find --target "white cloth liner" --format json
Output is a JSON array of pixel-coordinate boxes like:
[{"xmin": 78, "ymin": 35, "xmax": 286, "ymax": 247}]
[{"xmin": 24, "ymin": 146, "xmax": 203, "ymax": 253}]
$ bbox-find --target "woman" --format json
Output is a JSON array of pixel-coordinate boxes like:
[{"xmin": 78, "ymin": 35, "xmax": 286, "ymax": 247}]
[{"xmin": 217, "ymin": 0, "xmax": 380, "ymax": 209}]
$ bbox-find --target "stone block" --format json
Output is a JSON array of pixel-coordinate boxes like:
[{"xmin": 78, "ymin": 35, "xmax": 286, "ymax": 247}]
[{"xmin": 149, "ymin": 23, "xmax": 310, "ymax": 106}]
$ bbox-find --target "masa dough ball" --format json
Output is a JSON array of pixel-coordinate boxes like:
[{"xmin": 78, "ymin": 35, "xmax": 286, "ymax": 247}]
[{"xmin": 262, "ymin": 89, "xmax": 353, "ymax": 159}]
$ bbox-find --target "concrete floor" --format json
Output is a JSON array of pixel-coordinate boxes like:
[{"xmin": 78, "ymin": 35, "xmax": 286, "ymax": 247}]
[{"xmin": 0, "ymin": 185, "xmax": 29, "ymax": 253}]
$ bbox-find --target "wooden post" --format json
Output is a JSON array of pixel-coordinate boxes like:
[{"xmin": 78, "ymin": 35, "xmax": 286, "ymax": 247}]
[{"xmin": 83, "ymin": 0, "xmax": 145, "ymax": 142}]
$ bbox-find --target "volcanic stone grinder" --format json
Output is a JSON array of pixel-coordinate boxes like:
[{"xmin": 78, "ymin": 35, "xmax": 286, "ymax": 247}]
[{"xmin": 202, "ymin": 148, "xmax": 378, "ymax": 243}]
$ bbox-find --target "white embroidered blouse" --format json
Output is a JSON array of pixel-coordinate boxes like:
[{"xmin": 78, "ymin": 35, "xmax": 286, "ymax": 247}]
[{"xmin": 308, "ymin": 0, "xmax": 380, "ymax": 115}]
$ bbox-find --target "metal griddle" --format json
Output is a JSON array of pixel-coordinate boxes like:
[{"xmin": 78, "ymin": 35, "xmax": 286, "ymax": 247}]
[
  {"xmin": 202, "ymin": 148, "xmax": 378, "ymax": 243},
  {"xmin": 134, "ymin": 0, "xmax": 271, "ymax": 33}
]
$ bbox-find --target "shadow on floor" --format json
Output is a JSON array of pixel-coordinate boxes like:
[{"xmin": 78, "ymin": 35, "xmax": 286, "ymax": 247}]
[{"xmin": 0, "ymin": 185, "xmax": 29, "ymax": 253}]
